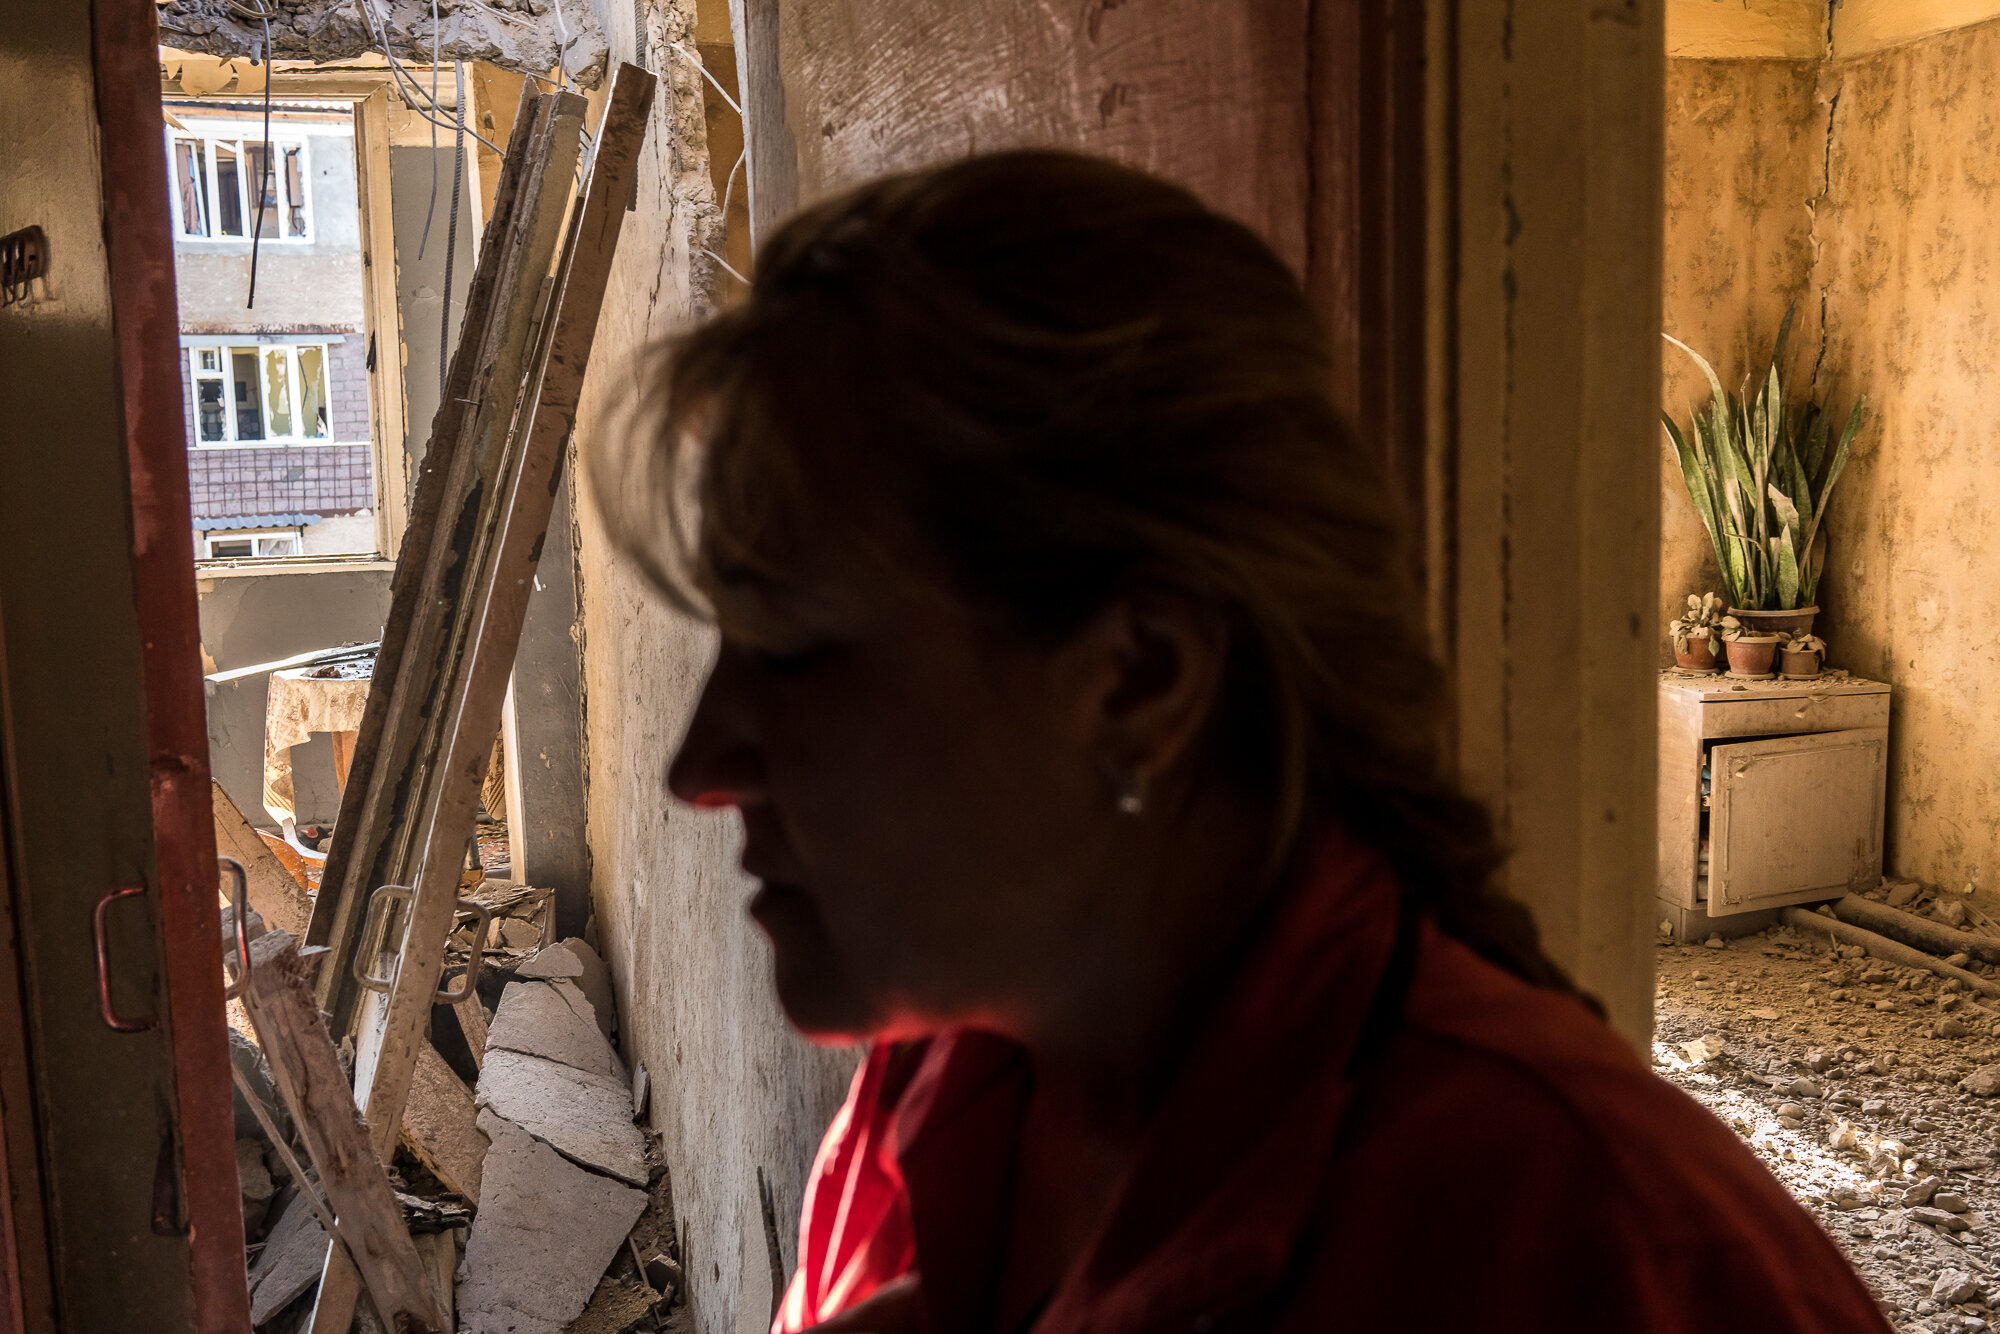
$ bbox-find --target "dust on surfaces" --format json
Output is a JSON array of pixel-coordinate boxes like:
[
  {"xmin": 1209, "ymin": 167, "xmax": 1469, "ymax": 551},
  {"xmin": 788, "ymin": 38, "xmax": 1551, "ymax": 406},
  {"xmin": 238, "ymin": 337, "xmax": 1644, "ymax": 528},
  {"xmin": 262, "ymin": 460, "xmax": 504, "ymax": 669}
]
[{"xmin": 1657, "ymin": 925, "xmax": 2000, "ymax": 1332}]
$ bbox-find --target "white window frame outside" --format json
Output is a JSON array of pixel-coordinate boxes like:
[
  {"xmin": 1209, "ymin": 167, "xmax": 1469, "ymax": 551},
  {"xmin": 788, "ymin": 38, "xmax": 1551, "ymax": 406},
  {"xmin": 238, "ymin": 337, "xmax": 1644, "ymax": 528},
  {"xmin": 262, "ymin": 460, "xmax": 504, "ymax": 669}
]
[
  {"xmin": 202, "ymin": 529, "xmax": 304, "ymax": 560},
  {"xmin": 166, "ymin": 128, "xmax": 315, "ymax": 244},
  {"xmin": 187, "ymin": 340, "xmax": 349, "ymax": 447}
]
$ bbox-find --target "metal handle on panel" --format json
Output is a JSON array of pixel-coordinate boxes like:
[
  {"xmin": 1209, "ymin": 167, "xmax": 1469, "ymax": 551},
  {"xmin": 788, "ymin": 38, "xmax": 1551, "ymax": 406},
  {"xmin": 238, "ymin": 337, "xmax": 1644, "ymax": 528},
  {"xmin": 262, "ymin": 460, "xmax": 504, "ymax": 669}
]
[
  {"xmin": 220, "ymin": 856, "xmax": 251, "ymax": 1001},
  {"xmin": 435, "ymin": 898, "xmax": 492, "ymax": 1004},
  {"xmin": 354, "ymin": 884, "xmax": 490, "ymax": 1003},
  {"xmin": 353, "ymin": 883, "xmax": 412, "ymax": 995},
  {"xmin": 92, "ymin": 885, "xmax": 158, "ymax": 1033}
]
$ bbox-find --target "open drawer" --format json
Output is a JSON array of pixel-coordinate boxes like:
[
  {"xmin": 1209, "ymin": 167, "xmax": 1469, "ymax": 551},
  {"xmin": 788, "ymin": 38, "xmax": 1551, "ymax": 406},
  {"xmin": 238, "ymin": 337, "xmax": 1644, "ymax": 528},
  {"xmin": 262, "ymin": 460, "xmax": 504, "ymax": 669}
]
[{"xmin": 1708, "ymin": 727, "xmax": 1888, "ymax": 913}]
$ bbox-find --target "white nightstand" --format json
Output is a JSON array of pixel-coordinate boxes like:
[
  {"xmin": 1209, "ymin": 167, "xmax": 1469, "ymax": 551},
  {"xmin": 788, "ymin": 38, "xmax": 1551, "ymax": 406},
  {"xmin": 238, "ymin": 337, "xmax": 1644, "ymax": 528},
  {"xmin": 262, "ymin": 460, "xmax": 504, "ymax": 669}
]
[{"xmin": 1657, "ymin": 670, "xmax": 1890, "ymax": 941}]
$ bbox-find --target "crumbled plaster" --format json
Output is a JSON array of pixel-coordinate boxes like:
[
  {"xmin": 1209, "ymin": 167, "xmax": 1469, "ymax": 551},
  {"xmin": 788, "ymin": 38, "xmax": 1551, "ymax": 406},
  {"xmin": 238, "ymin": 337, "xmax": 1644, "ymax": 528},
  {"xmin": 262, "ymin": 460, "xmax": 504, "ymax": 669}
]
[{"xmin": 157, "ymin": 0, "xmax": 609, "ymax": 89}]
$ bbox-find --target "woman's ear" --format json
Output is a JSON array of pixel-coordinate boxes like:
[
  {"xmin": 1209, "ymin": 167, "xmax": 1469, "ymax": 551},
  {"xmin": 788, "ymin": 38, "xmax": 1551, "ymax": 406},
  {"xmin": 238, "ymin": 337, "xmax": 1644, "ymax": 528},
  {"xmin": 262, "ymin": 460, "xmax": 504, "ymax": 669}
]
[{"xmin": 1073, "ymin": 579, "xmax": 1232, "ymax": 789}]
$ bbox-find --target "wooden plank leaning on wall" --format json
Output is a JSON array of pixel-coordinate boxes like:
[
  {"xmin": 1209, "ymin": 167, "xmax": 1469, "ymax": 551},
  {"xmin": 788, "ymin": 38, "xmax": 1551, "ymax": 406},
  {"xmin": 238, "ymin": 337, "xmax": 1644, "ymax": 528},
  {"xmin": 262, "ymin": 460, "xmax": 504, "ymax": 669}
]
[{"xmin": 301, "ymin": 65, "xmax": 656, "ymax": 1333}]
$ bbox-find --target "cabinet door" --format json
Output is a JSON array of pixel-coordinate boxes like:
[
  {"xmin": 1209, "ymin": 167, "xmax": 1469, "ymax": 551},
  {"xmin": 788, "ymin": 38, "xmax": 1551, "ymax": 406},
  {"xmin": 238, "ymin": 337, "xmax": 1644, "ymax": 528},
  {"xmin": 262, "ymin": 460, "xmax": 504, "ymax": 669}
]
[{"xmin": 1709, "ymin": 728, "xmax": 1888, "ymax": 913}]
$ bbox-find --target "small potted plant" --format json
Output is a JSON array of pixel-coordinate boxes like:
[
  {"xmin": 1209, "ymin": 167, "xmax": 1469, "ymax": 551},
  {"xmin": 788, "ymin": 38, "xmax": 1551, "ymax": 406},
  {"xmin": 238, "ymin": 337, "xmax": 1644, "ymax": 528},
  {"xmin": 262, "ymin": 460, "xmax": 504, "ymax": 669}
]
[
  {"xmin": 1668, "ymin": 593, "xmax": 1726, "ymax": 672},
  {"xmin": 1719, "ymin": 617, "xmax": 1781, "ymax": 677},
  {"xmin": 1779, "ymin": 632, "xmax": 1827, "ymax": 678}
]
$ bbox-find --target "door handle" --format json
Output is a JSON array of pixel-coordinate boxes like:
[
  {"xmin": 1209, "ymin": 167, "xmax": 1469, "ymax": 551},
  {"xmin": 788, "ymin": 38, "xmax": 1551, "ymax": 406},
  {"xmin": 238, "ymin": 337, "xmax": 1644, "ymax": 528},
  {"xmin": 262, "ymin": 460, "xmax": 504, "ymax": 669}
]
[{"xmin": 92, "ymin": 884, "xmax": 158, "ymax": 1033}]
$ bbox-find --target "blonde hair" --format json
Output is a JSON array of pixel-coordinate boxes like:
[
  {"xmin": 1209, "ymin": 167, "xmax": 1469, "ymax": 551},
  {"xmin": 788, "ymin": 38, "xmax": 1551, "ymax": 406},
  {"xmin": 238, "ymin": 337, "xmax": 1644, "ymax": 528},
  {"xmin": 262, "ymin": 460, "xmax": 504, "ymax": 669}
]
[{"xmin": 595, "ymin": 150, "xmax": 1588, "ymax": 1003}]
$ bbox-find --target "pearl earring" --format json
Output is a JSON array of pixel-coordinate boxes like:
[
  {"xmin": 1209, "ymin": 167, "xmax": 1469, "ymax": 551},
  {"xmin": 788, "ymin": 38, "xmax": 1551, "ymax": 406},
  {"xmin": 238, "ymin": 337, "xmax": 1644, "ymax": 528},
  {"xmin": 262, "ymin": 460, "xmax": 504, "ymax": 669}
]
[{"xmin": 1116, "ymin": 768, "xmax": 1149, "ymax": 817}]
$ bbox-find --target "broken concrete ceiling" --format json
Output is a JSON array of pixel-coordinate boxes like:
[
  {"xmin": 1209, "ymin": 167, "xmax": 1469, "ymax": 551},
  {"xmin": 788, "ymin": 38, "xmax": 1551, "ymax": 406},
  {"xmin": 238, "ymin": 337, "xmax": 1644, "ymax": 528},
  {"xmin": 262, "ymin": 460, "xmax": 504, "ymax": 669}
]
[{"xmin": 156, "ymin": 0, "xmax": 608, "ymax": 90}]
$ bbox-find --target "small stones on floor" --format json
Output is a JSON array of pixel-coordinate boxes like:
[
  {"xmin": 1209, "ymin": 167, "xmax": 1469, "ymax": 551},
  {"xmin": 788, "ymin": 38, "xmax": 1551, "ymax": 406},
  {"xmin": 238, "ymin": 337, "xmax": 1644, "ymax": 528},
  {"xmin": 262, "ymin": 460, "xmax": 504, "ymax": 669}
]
[{"xmin": 1658, "ymin": 916, "xmax": 2000, "ymax": 1332}]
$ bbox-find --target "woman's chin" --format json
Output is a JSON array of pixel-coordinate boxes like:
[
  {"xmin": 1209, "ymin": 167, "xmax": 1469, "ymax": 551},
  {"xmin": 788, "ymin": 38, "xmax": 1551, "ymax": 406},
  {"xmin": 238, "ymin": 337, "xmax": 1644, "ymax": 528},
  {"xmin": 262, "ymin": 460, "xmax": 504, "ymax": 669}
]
[{"xmin": 751, "ymin": 883, "xmax": 881, "ymax": 1042}]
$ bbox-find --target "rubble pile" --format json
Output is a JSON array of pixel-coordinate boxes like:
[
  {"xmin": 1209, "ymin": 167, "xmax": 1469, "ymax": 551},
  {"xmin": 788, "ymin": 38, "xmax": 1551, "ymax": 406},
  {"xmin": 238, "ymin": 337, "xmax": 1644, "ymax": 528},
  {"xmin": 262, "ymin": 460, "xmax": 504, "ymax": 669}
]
[
  {"xmin": 231, "ymin": 931, "xmax": 683, "ymax": 1332},
  {"xmin": 1658, "ymin": 909, "xmax": 2000, "ymax": 1333}
]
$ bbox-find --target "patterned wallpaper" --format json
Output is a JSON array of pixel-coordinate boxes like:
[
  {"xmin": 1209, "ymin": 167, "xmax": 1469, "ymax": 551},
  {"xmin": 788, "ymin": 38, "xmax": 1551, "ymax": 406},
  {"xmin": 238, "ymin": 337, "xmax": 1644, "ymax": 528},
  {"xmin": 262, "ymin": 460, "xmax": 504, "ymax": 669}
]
[{"xmin": 1666, "ymin": 20, "xmax": 2000, "ymax": 891}]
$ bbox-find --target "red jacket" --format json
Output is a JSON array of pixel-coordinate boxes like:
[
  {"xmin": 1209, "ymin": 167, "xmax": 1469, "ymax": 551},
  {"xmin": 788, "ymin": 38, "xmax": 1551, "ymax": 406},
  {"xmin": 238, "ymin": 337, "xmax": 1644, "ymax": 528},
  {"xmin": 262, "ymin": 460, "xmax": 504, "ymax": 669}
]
[{"xmin": 777, "ymin": 834, "xmax": 1894, "ymax": 1333}]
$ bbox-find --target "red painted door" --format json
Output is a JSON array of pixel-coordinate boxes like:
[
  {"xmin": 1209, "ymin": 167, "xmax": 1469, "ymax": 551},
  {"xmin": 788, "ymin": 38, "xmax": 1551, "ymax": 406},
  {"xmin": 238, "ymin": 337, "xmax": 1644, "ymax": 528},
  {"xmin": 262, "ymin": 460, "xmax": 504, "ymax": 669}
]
[{"xmin": 0, "ymin": 0, "xmax": 252, "ymax": 1327}]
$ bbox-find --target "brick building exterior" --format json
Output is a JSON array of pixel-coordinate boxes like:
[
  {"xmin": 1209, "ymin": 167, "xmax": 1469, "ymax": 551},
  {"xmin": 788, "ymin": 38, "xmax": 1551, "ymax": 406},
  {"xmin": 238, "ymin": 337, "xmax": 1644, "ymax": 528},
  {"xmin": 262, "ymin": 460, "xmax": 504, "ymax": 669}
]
[{"xmin": 169, "ymin": 100, "xmax": 377, "ymax": 559}]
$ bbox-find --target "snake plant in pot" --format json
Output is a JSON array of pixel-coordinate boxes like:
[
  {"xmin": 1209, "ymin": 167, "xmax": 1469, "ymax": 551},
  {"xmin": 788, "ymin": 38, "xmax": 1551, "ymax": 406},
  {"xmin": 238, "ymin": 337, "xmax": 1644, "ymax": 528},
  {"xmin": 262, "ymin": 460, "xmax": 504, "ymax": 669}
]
[{"xmin": 1662, "ymin": 305, "xmax": 1864, "ymax": 639}]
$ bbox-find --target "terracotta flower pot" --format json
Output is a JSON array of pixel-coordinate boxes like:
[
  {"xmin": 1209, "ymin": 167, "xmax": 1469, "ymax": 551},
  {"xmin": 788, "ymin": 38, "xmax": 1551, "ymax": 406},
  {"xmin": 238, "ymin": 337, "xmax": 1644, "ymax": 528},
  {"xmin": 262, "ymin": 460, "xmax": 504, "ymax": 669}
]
[
  {"xmin": 1723, "ymin": 635, "xmax": 1781, "ymax": 677},
  {"xmin": 1779, "ymin": 649, "xmax": 1823, "ymax": 678},
  {"xmin": 1728, "ymin": 605, "xmax": 1818, "ymax": 640},
  {"xmin": 1673, "ymin": 640, "xmax": 1719, "ymax": 673}
]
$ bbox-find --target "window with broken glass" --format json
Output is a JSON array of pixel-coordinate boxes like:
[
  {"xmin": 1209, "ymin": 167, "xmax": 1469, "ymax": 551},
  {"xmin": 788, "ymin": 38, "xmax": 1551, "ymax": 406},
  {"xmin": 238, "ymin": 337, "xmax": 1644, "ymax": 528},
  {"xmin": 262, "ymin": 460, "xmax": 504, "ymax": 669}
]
[
  {"xmin": 169, "ymin": 132, "xmax": 312, "ymax": 242},
  {"xmin": 188, "ymin": 342, "xmax": 337, "ymax": 445}
]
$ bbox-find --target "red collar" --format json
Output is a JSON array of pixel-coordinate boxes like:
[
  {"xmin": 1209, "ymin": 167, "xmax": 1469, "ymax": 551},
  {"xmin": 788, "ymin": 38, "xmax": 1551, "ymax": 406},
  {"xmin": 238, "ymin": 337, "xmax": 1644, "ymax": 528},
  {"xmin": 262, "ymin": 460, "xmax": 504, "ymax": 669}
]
[{"xmin": 893, "ymin": 829, "xmax": 1406, "ymax": 1332}]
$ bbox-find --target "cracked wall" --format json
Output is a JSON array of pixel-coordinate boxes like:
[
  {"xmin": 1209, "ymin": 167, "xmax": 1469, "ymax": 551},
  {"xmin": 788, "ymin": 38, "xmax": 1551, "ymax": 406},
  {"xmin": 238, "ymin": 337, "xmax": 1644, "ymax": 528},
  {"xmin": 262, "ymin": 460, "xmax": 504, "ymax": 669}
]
[
  {"xmin": 566, "ymin": 5, "xmax": 857, "ymax": 1334},
  {"xmin": 1665, "ymin": 17, "xmax": 2000, "ymax": 893}
]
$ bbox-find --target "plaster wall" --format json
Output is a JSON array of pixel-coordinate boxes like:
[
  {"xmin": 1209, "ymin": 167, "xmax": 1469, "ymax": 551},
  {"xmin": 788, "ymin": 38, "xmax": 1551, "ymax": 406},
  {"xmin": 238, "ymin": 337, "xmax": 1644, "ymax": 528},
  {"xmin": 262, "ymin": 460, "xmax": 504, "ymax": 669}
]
[
  {"xmin": 568, "ymin": 8, "xmax": 856, "ymax": 1334},
  {"xmin": 1664, "ymin": 19, "xmax": 2000, "ymax": 891},
  {"xmin": 1659, "ymin": 57, "xmax": 1823, "ymax": 652},
  {"xmin": 1812, "ymin": 21, "xmax": 2000, "ymax": 891}
]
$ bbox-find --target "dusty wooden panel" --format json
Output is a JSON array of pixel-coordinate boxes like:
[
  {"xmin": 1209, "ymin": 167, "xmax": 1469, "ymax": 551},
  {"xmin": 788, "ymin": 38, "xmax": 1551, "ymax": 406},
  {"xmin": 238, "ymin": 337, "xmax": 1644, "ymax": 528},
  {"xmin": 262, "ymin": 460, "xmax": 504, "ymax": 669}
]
[
  {"xmin": 1657, "ymin": 687, "xmax": 1704, "ymax": 909},
  {"xmin": 310, "ymin": 72, "xmax": 655, "ymax": 1334},
  {"xmin": 747, "ymin": 0, "xmax": 1312, "ymax": 271},
  {"xmin": 240, "ymin": 933, "xmax": 446, "ymax": 1332},
  {"xmin": 306, "ymin": 84, "xmax": 566, "ymax": 1029},
  {"xmin": 1444, "ymin": 0, "xmax": 1665, "ymax": 1041},
  {"xmin": 1699, "ymin": 693, "xmax": 1891, "ymax": 740},
  {"xmin": 213, "ymin": 780, "xmax": 314, "ymax": 935},
  {"xmin": 401, "ymin": 1044, "xmax": 488, "ymax": 1204},
  {"xmin": 455, "ymin": 990, "xmax": 492, "ymax": 1068},
  {"xmin": 1710, "ymin": 728, "xmax": 1889, "ymax": 912}
]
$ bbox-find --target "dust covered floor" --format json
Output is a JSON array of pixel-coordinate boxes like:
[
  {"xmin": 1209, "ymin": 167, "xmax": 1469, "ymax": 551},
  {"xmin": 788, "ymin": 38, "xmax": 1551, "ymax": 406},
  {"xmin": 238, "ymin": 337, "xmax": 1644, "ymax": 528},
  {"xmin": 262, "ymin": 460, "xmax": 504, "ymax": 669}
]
[{"xmin": 1656, "ymin": 923, "xmax": 2000, "ymax": 1332}]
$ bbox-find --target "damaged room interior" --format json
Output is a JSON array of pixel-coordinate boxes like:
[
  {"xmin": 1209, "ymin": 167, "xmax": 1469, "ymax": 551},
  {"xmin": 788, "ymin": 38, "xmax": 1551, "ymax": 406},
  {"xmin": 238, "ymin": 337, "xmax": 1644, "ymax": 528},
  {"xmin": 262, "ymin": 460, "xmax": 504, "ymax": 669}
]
[{"xmin": 5, "ymin": 0, "xmax": 2000, "ymax": 1331}]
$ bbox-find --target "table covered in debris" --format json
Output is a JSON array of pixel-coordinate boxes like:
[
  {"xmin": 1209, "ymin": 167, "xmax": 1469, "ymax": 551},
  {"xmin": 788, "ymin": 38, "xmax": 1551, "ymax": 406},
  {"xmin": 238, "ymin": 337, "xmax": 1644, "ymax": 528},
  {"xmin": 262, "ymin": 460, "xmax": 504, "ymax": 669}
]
[{"xmin": 261, "ymin": 654, "xmax": 374, "ymax": 826}]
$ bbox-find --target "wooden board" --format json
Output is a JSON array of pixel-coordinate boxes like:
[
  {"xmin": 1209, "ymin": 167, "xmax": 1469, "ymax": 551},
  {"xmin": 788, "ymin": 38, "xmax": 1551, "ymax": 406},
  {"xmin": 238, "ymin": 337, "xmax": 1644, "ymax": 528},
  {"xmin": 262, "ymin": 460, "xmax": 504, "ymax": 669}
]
[
  {"xmin": 305, "ymin": 68, "xmax": 656, "ymax": 1334},
  {"xmin": 212, "ymin": 780, "xmax": 314, "ymax": 935},
  {"xmin": 401, "ymin": 1044, "xmax": 488, "ymax": 1204},
  {"xmin": 240, "ymin": 933, "xmax": 446, "ymax": 1333}
]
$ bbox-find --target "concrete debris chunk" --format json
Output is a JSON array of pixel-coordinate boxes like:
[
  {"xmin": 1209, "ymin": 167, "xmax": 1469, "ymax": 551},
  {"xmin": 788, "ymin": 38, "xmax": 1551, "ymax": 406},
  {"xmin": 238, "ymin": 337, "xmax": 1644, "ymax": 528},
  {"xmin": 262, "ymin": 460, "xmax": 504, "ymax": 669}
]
[
  {"xmin": 1937, "ymin": 1193, "xmax": 1972, "ymax": 1214},
  {"xmin": 248, "ymin": 1190, "xmax": 329, "ymax": 1325},
  {"xmin": 459, "ymin": 1112, "xmax": 648, "ymax": 1334},
  {"xmin": 236, "ymin": 1137, "xmax": 274, "ymax": 1208},
  {"xmin": 1681, "ymin": 1037, "xmax": 1719, "ymax": 1064},
  {"xmin": 518, "ymin": 937, "xmax": 618, "ymax": 1039},
  {"xmin": 157, "ymin": 0, "xmax": 609, "ymax": 90},
  {"xmin": 1936, "ymin": 900, "xmax": 1970, "ymax": 929},
  {"xmin": 476, "ymin": 1049, "xmax": 649, "ymax": 1186},
  {"xmin": 1903, "ymin": 1177, "xmax": 1942, "ymax": 1208},
  {"xmin": 1934, "ymin": 1016, "xmax": 1971, "ymax": 1039},
  {"xmin": 487, "ymin": 979, "xmax": 623, "ymax": 1080},
  {"xmin": 1911, "ymin": 1206, "xmax": 1972, "ymax": 1233},
  {"xmin": 1934, "ymin": 1270, "xmax": 1980, "ymax": 1304},
  {"xmin": 1788, "ymin": 1077, "xmax": 1824, "ymax": 1100},
  {"xmin": 1958, "ymin": 1065, "xmax": 2000, "ymax": 1097}
]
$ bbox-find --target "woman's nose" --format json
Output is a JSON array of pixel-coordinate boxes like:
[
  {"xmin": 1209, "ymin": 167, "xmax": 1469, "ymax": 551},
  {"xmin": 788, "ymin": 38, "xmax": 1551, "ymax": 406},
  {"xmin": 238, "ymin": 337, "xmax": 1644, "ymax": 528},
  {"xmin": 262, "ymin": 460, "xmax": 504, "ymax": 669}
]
[{"xmin": 667, "ymin": 653, "xmax": 765, "ymax": 810}]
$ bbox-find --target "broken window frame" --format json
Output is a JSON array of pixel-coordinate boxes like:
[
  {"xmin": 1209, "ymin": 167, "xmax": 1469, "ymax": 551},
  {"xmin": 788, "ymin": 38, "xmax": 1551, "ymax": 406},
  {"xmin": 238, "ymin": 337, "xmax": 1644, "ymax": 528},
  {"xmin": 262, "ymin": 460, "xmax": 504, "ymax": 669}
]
[
  {"xmin": 201, "ymin": 529, "xmax": 304, "ymax": 560},
  {"xmin": 185, "ymin": 340, "xmax": 339, "ymax": 447},
  {"xmin": 165, "ymin": 126, "xmax": 315, "ymax": 244}
]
